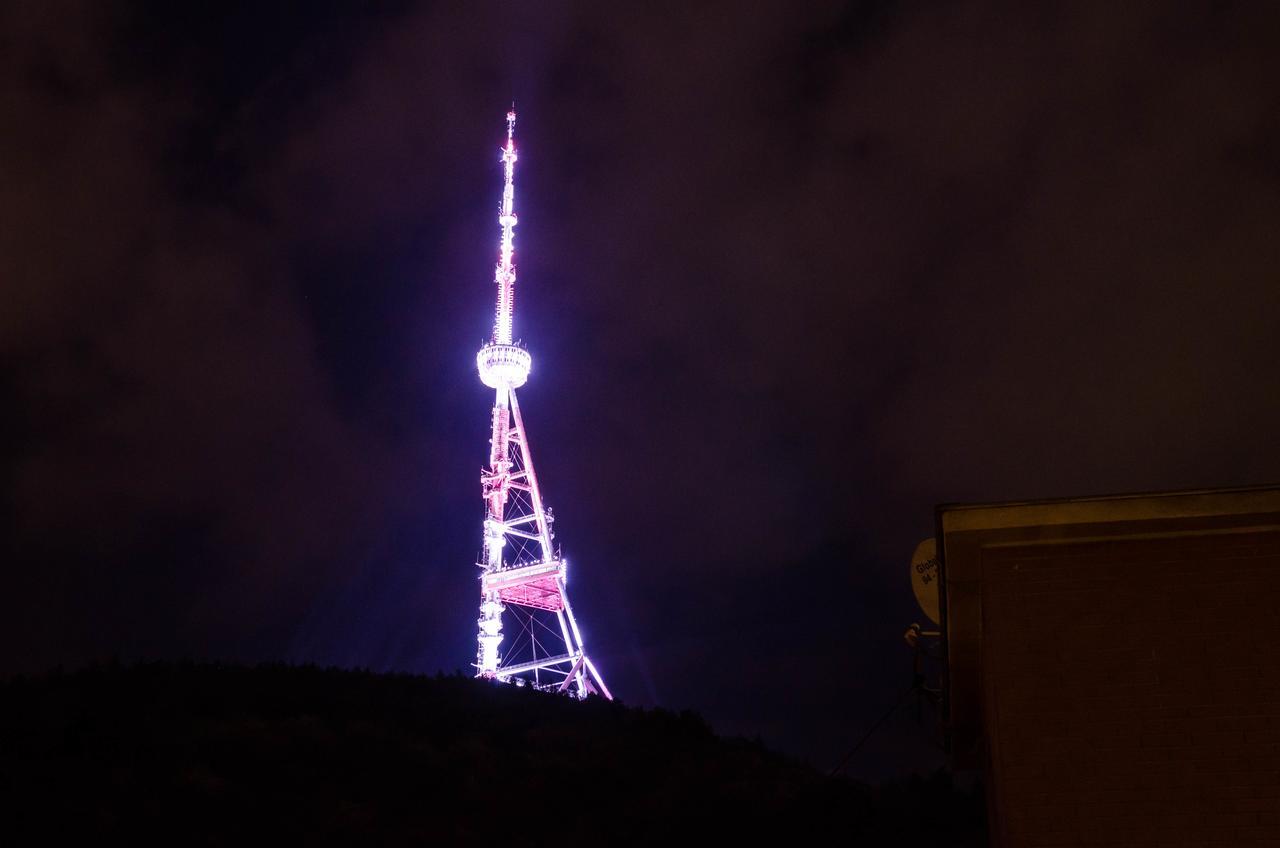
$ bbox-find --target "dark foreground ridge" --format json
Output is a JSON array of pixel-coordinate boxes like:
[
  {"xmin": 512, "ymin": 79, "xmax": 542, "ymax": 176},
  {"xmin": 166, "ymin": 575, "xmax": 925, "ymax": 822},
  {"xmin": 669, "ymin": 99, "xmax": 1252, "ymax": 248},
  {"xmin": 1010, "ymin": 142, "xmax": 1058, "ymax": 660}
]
[{"xmin": 0, "ymin": 663, "xmax": 984, "ymax": 844}]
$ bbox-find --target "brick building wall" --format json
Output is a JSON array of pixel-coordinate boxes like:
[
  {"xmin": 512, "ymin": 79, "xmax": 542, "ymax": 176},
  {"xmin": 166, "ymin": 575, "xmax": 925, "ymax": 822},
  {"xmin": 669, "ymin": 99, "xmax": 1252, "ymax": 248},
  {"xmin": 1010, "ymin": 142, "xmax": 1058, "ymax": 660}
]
[{"xmin": 940, "ymin": 489, "xmax": 1280, "ymax": 847}]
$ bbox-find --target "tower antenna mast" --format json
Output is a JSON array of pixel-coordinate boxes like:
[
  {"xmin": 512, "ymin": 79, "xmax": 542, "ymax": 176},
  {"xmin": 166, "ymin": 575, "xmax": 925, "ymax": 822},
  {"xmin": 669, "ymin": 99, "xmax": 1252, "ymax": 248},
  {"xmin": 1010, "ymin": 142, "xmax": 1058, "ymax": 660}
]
[
  {"xmin": 472, "ymin": 108, "xmax": 611, "ymax": 699},
  {"xmin": 493, "ymin": 109, "xmax": 517, "ymax": 346}
]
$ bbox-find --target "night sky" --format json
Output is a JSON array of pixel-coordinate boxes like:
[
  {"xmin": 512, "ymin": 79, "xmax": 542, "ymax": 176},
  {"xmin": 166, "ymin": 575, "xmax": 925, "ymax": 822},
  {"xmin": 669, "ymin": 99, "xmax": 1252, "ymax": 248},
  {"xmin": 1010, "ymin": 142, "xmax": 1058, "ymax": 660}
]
[{"xmin": 4, "ymin": 1, "xmax": 1279, "ymax": 778}]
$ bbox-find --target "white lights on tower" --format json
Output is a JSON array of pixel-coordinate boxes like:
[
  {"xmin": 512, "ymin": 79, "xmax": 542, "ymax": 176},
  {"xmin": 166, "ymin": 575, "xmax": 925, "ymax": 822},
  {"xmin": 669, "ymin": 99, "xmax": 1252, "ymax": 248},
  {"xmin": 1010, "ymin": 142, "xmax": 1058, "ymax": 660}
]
[{"xmin": 471, "ymin": 109, "xmax": 611, "ymax": 700}]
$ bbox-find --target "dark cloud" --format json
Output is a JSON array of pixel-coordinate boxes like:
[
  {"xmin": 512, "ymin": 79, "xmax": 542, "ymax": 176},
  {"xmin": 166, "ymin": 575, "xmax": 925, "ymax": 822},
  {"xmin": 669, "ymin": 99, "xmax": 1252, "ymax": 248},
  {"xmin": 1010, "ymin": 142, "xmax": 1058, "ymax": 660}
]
[{"xmin": 3, "ymin": 0, "xmax": 1278, "ymax": 773}]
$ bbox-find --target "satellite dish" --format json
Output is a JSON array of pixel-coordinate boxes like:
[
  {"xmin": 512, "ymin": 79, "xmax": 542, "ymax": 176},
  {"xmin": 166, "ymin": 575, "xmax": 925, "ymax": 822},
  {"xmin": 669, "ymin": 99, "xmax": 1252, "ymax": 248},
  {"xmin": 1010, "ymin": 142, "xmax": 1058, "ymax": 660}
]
[{"xmin": 910, "ymin": 537, "xmax": 940, "ymax": 625}]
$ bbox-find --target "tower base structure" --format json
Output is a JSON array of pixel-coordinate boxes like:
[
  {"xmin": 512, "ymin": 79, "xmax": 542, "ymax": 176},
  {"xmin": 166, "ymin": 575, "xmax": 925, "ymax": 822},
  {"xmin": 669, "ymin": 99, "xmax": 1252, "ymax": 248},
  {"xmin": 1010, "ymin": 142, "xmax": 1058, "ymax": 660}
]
[{"xmin": 474, "ymin": 385, "xmax": 611, "ymax": 700}]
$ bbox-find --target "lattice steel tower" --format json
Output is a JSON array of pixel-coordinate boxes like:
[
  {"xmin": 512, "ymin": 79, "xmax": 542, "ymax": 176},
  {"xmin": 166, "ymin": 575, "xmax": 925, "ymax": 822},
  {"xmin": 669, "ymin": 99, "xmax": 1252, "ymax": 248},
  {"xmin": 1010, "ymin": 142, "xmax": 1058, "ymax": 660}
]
[{"xmin": 472, "ymin": 110, "xmax": 611, "ymax": 699}]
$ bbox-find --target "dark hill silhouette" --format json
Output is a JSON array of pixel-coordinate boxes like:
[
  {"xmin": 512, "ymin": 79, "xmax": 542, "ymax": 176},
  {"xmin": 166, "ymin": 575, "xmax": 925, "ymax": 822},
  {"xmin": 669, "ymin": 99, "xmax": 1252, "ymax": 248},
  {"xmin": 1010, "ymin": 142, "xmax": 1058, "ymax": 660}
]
[{"xmin": 0, "ymin": 663, "xmax": 984, "ymax": 844}]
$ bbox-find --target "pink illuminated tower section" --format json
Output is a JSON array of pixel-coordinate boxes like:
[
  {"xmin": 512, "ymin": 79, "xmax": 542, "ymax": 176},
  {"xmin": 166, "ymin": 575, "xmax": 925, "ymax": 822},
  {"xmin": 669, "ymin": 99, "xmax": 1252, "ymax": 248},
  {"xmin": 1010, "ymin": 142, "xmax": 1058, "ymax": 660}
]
[{"xmin": 473, "ymin": 110, "xmax": 611, "ymax": 698}]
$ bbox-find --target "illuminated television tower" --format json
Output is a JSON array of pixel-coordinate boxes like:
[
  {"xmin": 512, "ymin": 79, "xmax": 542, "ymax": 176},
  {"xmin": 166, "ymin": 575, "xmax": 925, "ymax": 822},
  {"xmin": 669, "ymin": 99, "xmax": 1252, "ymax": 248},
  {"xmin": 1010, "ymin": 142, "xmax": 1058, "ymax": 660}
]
[{"xmin": 473, "ymin": 109, "xmax": 611, "ymax": 699}]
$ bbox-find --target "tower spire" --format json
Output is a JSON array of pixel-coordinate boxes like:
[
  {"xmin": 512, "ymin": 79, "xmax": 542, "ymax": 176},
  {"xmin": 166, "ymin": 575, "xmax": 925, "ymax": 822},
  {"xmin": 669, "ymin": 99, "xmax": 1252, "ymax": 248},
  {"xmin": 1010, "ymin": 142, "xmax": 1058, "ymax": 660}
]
[
  {"xmin": 471, "ymin": 108, "xmax": 612, "ymax": 700},
  {"xmin": 494, "ymin": 108, "xmax": 518, "ymax": 345}
]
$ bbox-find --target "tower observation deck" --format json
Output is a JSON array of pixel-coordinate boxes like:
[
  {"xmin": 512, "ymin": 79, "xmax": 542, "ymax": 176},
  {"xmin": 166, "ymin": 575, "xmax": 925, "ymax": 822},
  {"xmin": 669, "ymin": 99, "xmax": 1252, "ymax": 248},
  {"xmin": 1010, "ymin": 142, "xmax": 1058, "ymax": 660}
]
[{"xmin": 471, "ymin": 110, "xmax": 610, "ymax": 699}]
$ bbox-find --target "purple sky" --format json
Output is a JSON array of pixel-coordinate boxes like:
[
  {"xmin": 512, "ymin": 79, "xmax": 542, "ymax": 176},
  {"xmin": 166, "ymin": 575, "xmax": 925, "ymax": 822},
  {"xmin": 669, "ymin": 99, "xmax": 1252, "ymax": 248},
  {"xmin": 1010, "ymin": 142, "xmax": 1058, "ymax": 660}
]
[{"xmin": 3, "ymin": 1, "xmax": 1279, "ymax": 775}]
